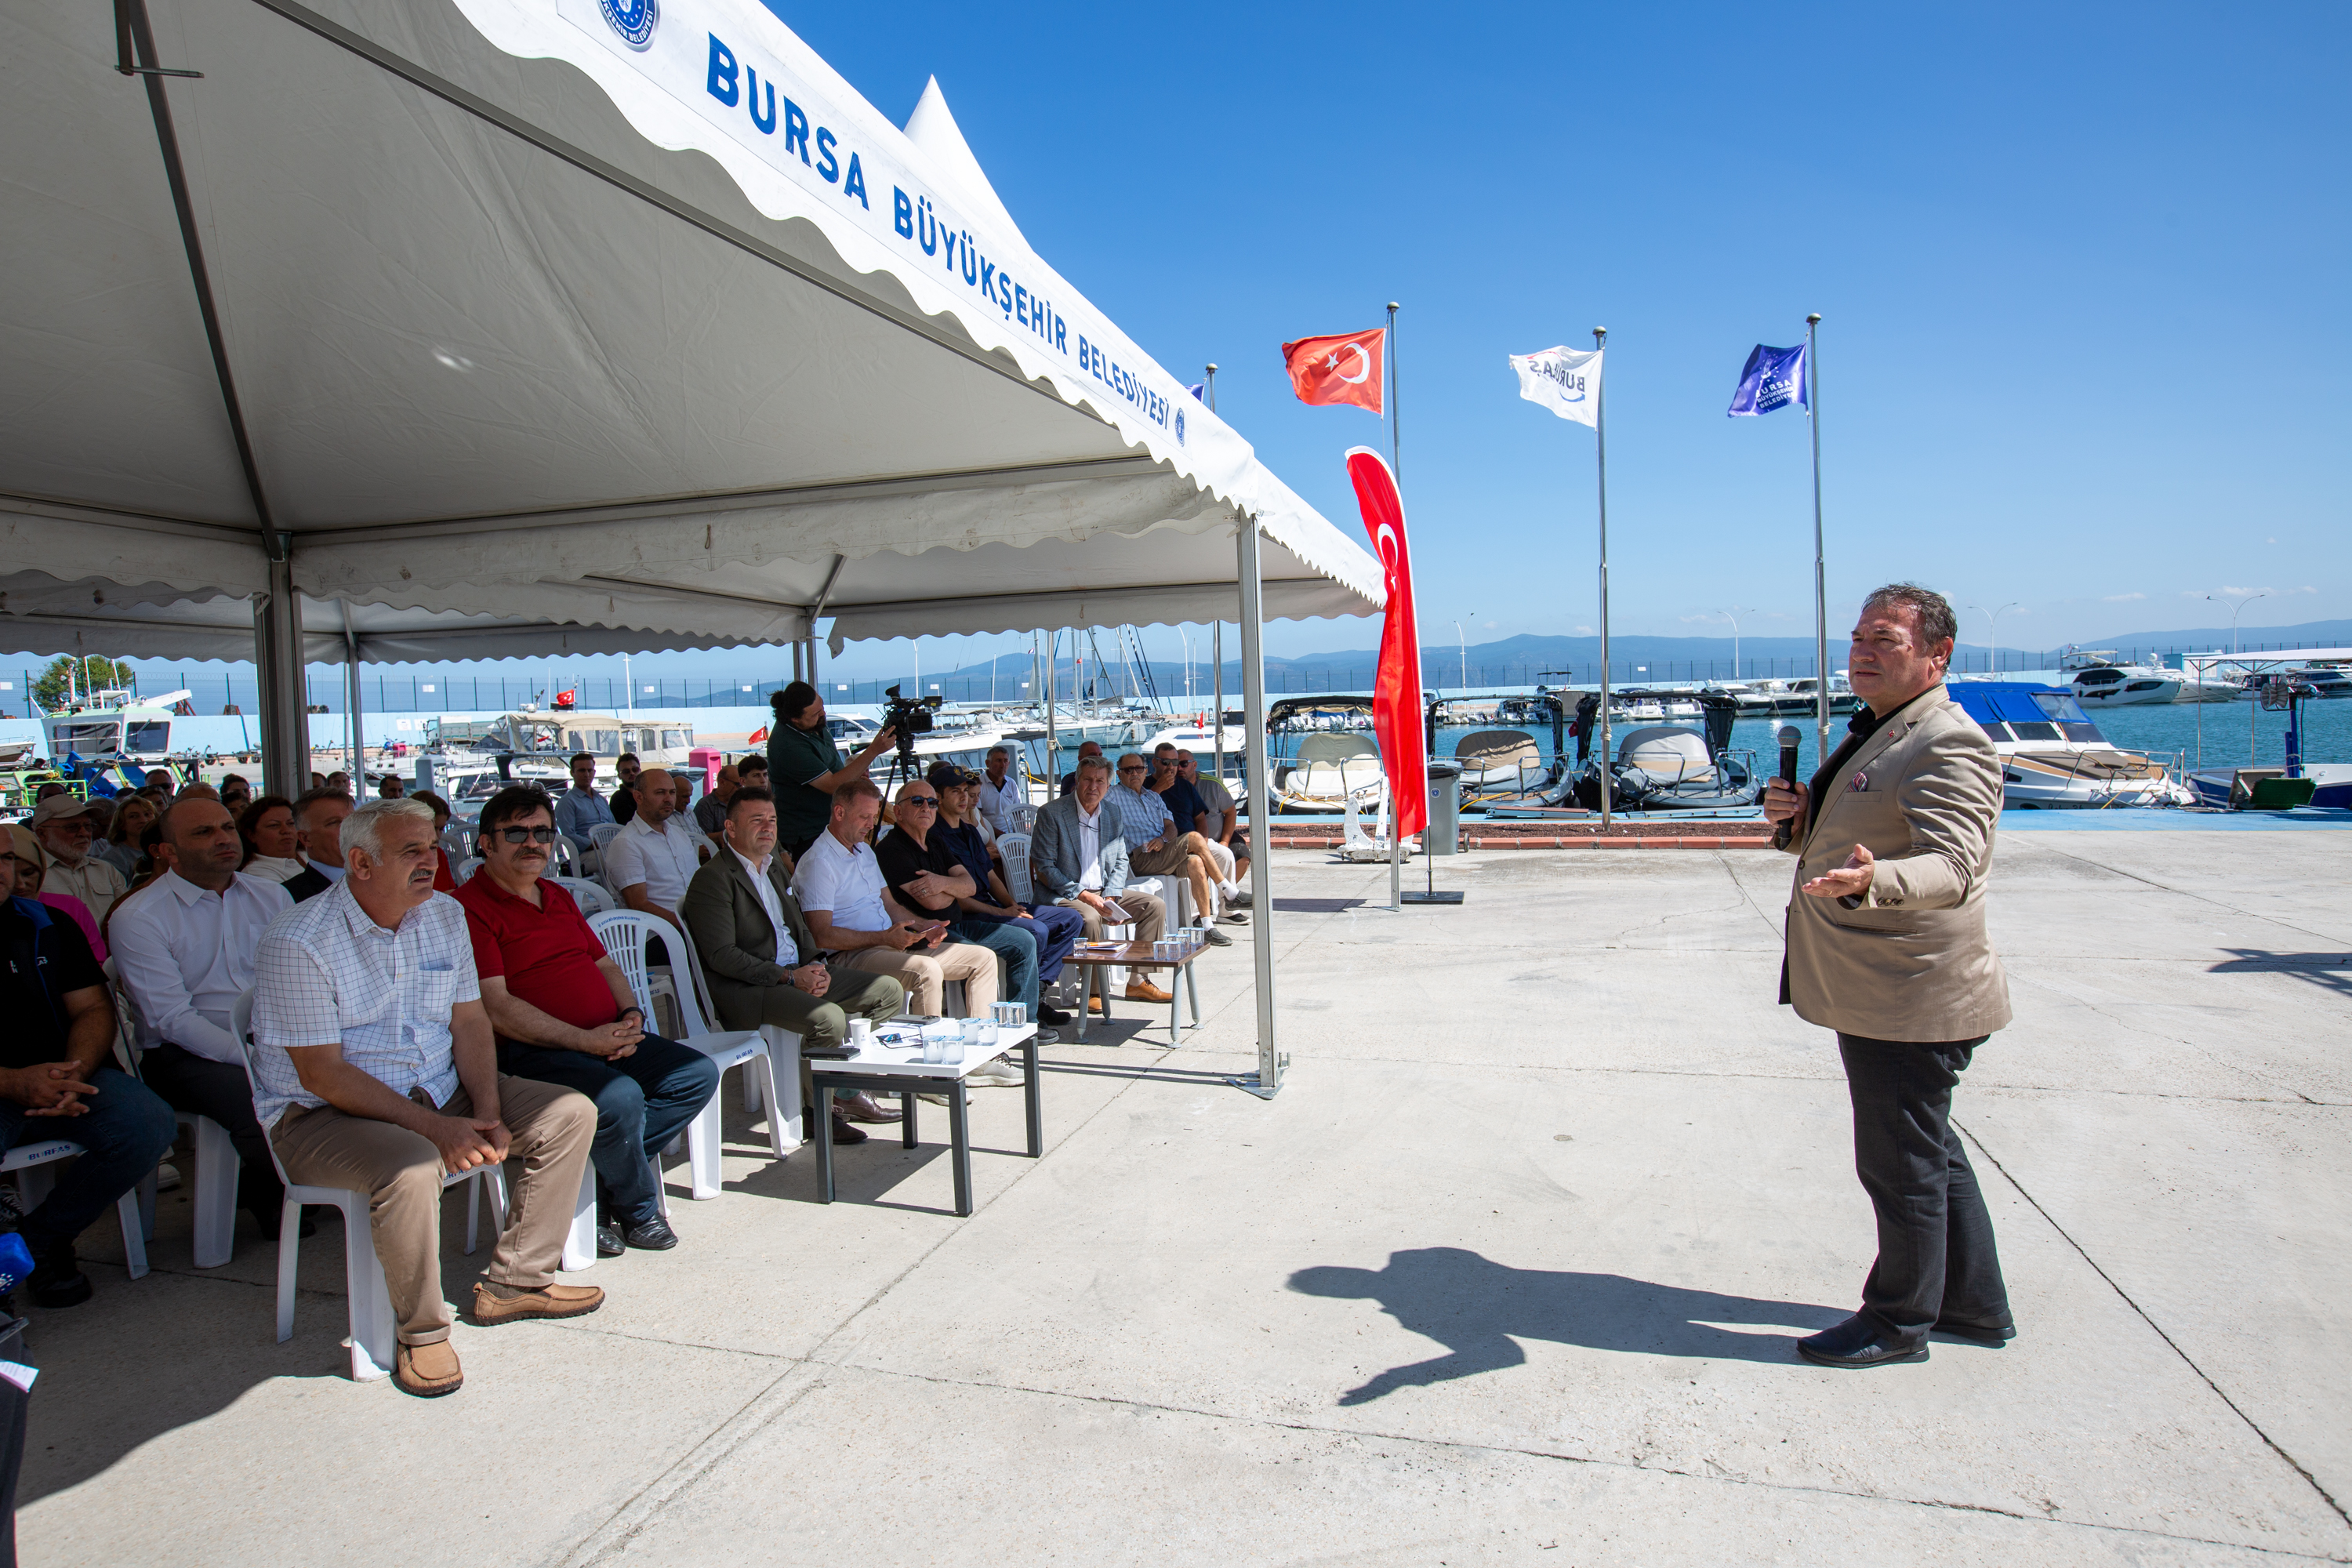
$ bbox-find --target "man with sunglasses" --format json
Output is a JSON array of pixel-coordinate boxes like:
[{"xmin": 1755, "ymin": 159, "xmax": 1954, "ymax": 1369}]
[
  {"xmin": 1112, "ymin": 754, "xmax": 1227, "ymax": 947},
  {"xmin": 454, "ymin": 786, "xmax": 717, "ymax": 1257},
  {"xmin": 874, "ymin": 776, "xmax": 1056, "ymax": 1052}
]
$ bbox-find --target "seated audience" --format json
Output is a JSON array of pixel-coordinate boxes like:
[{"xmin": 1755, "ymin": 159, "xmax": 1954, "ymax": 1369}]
[
  {"xmin": 764, "ymin": 681, "xmax": 898, "ymax": 862},
  {"xmin": 1058, "ymin": 740, "xmax": 1104, "ymax": 797},
  {"xmin": 1152, "ymin": 746, "xmax": 1246, "ymax": 924},
  {"xmin": 694, "ymin": 764, "xmax": 739, "ymax": 837},
  {"xmin": 28, "ymin": 794, "xmax": 127, "ymax": 926},
  {"xmin": 109, "ymin": 798, "xmax": 300, "ymax": 1240},
  {"xmin": 791, "ymin": 780, "xmax": 1000, "ymax": 1021},
  {"xmin": 96, "ymin": 794, "xmax": 158, "ymax": 880},
  {"xmin": 289, "ymin": 788, "xmax": 354, "ymax": 896},
  {"xmin": 377, "ymin": 774, "xmax": 405, "ymax": 800},
  {"xmin": 219, "ymin": 773, "xmax": 252, "ymax": 815},
  {"xmin": 1029, "ymin": 757, "xmax": 1171, "ymax": 1007},
  {"xmin": 874, "ymin": 779, "xmax": 1048, "ymax": 1067},
  {"xmin": 1178, "ymin": 749, "xmax": 1250, "ymax": 908},
  {"xmin": 412, "ymin": 791, "xmax": 458, "ymax": 891},
  {"xmin": 977, "ymin": 746, "xmax": 1025, "ymax": 835},
  {"xmin": 928, "ymin": 764, "xmax": 1079, "ymax": 1025},
  {"xmin": 252, "ymin": 797, "xmax": 602, "ymax": 1399},
  {"xmin": 325, "ymin": 771, "xmax": 350, "ymax": 796},
  {"xmin": 1113, "ymin": 755, "xmax": 1228, "ymax": 946},
  {"xmin": 7, "ymin": 826, "xmax": 107, "ymax": 962},
  {"xmin": 455, "ymin": 786, "xmax": 715, "ymax": 1258},
  {"xmin": 555, "ymin": 751, "xmax": 616, "ymax": 862},
  {"xmin": 237, "ymin": 794, "xmax": 323, "ymax": 900},
  {"xmin": 604, "ymin": 768, "xmax": 705, "ymax": 932},
  {"xmin": 679, "ymin": 786, "xmax": 906, "ymax": 1146},
  {"xmin": 0, "ymin": 843, "xmax": 176, "ymax": 1309},
  {"xmin": 735, "ymin": 754, "xmax": 770, "ymax": 796},
  {"xmin": 609, "ymin": 752, "xmax": 642, "ymax": 826}
]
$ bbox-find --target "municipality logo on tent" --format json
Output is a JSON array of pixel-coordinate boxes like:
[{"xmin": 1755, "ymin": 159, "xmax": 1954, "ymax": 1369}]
[
  {"xmin": 1174, "ymin": 408, "xmax": 1187, "ymax": 445},
  {"xmin": 598, "ymin": 0, "xmax": 657, "ymax": 49}
]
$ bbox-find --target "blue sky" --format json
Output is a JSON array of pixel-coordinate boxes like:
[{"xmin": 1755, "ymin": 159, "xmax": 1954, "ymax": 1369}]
[
  {"xmin": 775, "ymin": 0, "xmax": 2349, "ymax": 674},
  {"xmin": 17, "ymin": 2, "xmax": 2344, "ymax": 694}
]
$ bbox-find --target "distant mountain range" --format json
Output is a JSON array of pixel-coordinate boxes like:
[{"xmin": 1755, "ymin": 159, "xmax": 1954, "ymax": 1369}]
[{"xmin": 922, "ymin": 619, "xmax": 2352, "ymax": 693}]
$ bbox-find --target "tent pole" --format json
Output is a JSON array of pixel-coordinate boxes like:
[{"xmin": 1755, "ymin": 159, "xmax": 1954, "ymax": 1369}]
[
  {"xmin": 253, "ymin": 553, "xmax": 306, "ymax": 798},
  {"xmin": 1231, "ymin": 514, "xmax": 1282, "ymax": 1100},
  {"xmin": 340, "ymin": 601, "xmax": 364, "ymax": 787},
  {"xmin": 1212, "ymin": 622, "xmax": 1225, "ymax": 785},
  {"xmin": 1044, "ymin": 630, "xmax": 1058, "ymax": 785}
]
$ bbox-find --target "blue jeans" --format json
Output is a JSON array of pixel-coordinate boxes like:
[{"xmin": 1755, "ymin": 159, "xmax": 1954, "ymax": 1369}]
[
  {"xmin": 495, "ymin": 1035, "xmax": 718, "ymax": 1225},
  {"xmin": 949, "ymin": 919, "xmax": 1040, "ymax": 1014},
  {"xmin": 955, "ymin": 905, "xmax": 1082, "ymax": 987},
  {"xmin": 0, "ymin": 1067, "xmax": 176, "ymax": 1256}
]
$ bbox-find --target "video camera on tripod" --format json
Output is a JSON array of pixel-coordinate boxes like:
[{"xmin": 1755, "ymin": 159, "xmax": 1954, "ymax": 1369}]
[{"xmin": 880, "ymin": 684, "xmax": 942, "ymax": 775}]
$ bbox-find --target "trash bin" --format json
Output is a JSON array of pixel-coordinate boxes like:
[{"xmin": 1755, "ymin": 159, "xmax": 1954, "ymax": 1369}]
[{"xmin": 1425, "ymin": 761, "xmax": 1461, "ymax": 855}]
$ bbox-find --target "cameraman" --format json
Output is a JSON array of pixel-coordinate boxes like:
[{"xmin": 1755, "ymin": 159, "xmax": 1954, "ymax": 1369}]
[{"xmin": 766, "ymin": 681, "xmax": 896, "ymax": 862}]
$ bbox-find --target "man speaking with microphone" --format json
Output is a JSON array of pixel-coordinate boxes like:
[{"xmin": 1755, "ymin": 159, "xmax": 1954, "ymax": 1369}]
[{"xmin": 1762, "ymin": 583, "xmax": 2014, "ymax": 1368}]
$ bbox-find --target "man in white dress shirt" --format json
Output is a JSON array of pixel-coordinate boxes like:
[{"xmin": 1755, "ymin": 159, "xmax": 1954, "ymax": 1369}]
[
  {"xmin": 252, "ymin": 798, "xmax": 601, "ymax": 1399},
  {"xmin": 111, "ymin": 798, "xmax": 298, "ymax": 1237},
  {"xmin": 603, "ymin": 768, "xmax": 706, "ymax": 932},
  {"xmin": 977, "ymin": 746, "xmax": 1025, "ymax": 836},
  {"xmin": 790, "ymin": 780, "xmax": 996, "ymax": 1018}
]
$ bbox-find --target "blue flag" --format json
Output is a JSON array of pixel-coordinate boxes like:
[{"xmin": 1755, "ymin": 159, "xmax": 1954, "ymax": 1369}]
[{"xmin": 1727, "ymin": 343, "xmax": 1808, "ymax": 416}]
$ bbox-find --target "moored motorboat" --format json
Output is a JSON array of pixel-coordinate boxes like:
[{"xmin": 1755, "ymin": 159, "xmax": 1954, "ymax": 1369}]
[{"xmin": 1948, "ymin": 684, "xmax": 2193, "ymax": 807}]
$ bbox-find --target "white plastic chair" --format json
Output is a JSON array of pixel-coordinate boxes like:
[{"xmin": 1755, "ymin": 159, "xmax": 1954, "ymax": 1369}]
[
  {"xmin": 588, "ymin": 823, "xmax": 623, "ymax": 895},
  {"xmin": 548, "ymin": 836, "xmax": 579, "ymax": 877},
  {"xmin": 550, "ymin": 875, "xmax": 613, "ymax": 915},
  {"xmin": 453, "ymin": 855, "xmax": 484, "ymax": 885},
  {"xmin": 2, "ymin": 1142, "xmax": 151, "ymax": 1281},
  {"xmin": 999, "ymin": 833, "xmax": 1033, "ymax": 905},
  {"xmin": 230, "ymin": 991, "xmax": 509, "ymax": 1383},
  {"xmin": 587, "ymin": 913, "xmax": 789, "ymax": 1202},
  {"xmin": 105, "ymin": 959, "xmax": 238, "ymax": 1269},
  {"xmin": 440, "ymin": 824, "xmax": 473, "ymax": 862}
]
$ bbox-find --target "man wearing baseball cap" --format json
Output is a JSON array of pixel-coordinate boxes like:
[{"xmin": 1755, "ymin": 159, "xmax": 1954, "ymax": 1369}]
[{"xmin": 29, "ymin": 794, "xmax": 129, "ymax": 926}]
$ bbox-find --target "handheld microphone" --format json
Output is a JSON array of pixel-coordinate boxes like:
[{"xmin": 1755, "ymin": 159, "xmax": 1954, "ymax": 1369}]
[{"xmin": 1772, "ymin": 725, "xmax": 1803, "ymax": 850}]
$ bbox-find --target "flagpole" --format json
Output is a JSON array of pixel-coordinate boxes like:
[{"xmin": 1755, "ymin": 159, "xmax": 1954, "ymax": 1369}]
[
  {"xmin": 1386, "ymin": 301, "xmax": 1403, "ymax": 912},
  {"xmin": 1806, "ymin": 312, "xmax": 1828, "ymax": 764},
  {"xmin": 1594, "ymin": 325, "xmax": 1612, "ymax": 831}
]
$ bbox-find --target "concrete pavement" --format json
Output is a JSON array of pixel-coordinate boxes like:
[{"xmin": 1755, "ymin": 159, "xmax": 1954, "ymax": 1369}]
[{"xmin": 16, "ymin": 832, "xmax": 2350, "ymax": 1564}]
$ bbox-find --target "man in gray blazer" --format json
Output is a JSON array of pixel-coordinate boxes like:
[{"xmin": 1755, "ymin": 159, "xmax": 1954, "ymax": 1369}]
[
  {"xmin": 1763, "ymin": 583, "xmax": 2014, "ymax": 1369},
  {"xmin": 1028, "ymin": 754, "xmax": 1170, "ymax": 1007},
  {"xmin": 677, "ymin": 787, "xmax": 904, "ymax": 1143}
]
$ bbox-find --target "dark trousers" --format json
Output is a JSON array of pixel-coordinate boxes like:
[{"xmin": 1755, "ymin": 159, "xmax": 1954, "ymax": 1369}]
[
  {"xmin": 138, "ymin": 1041, "xmax": 285, "ymax": 1222},
  {"xmin": 948, "ymin": 917, "xmax": 1041, "ymax": 1012},
  {"xmin": 0, "ymin": 1068, "xmax": 176, "ymax": 1257},
  {"xmin": 962, "ymin": 902, "xmax": 1084, "ymax": 985},
  {"xmin": 495, "ymin": 1035, "xmax": 718, "ymax": 1225},
  {"xmin": 1837, "ymin": 1033, "xmax": 2010, "ymax": 1346}
]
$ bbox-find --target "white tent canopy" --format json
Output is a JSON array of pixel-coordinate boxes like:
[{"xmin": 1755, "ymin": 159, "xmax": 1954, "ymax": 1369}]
[{"xmin": 2, "ymin": 0, "xmax": 1379, "ymax": 662}]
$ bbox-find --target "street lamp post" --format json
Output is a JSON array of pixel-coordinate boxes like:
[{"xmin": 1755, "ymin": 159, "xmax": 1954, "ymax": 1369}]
[
  {"xmin": 1718, "ymin": 608, "xmax": 1744, "ymax": 680},
  {"xmin": 1453, "ymin": 619, "xmax": 1472, "ymax": 691},
  {"xmin": 1968, "ymin": 602, "xmax": 2021, "ymax": 675},
  {"xmin": 2207, "ymin": 592, "xmax": 2268, "ymax": 655}
]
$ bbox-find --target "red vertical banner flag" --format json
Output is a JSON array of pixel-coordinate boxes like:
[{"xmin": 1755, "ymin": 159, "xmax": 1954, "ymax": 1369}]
[
  {"xmin": 1344, "ymin": 448, "xmax": 1427, "ymax": 839},
  {"xmin": 1281, "ymin": 328, "xmax": 1385, "ymax": 415}
]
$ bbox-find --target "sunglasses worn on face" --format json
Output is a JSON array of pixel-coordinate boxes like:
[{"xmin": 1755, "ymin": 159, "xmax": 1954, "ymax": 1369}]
[
  {"xmin": 497, "ymin": 826, "xmax": 559, "ymax": 844},
  {"xmin": 902, "ymin": 796, "xmax": 938, "ymax": 808}
]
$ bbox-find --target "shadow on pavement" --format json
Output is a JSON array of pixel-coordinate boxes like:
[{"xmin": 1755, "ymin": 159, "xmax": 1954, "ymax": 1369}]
[
  {"xmin": 1288, "ymin": 1247, "xmax": 1843, "ymax": 1404},
  {"xmin": 2209, "ymin": 949, "xmax": 2352, "ymax": 997}
]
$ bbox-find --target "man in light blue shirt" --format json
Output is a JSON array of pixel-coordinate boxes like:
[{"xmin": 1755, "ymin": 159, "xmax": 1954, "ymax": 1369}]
[
  {"xmin": 1111, "ymin": 755, "xmax": 1225, "ymax": 942},
  {"xmin": 554, "ymin": 751, "xmax": 616, "ymax": 862}
]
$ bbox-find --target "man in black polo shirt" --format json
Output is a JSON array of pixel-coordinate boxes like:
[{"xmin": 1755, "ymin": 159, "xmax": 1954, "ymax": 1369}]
[
  {"xmin": 764, "ymin": 681, "xmax": 897, "ymax": 862},
  {"xmin": 873, "ymin": 779, "xmax": 1046, "ymax": 1062},
  {"xmin": 0, "ymin": 850, "xmax": 176, "ymax": 1308}
]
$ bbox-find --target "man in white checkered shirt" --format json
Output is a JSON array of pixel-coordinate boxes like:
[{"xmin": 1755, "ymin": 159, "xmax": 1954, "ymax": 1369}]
[{"xmin": 252, "ymin": 797, "xmax": 601, "ymax": 1399}]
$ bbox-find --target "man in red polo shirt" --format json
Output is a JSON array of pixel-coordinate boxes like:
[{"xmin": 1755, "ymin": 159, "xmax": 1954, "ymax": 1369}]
[{"xmin": 453, "ymin": 786, "xmax": 717, "ymax": 1258}]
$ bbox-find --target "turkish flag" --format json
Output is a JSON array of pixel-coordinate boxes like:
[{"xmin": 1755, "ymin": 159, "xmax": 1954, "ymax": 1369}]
[
  {"xmin": 1281, "ymin": 328, "xmax": 1385, "ymax": 416},
  {"xmin": 1345, "ymin": 448, "xmax": 1426, "ymax": 840},
  {"xmin": 747, "ymin": 726, "xmax": 769, "ymax": 746}
]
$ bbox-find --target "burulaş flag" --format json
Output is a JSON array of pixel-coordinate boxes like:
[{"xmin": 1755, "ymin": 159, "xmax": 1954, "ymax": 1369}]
[
  {"xmin": 1344, "ymin": 447, "xmax": 1427, "ymax": 840},
  {"xmin": 1282, "ymin": 328, "xmax": 1385, "ymax": 416},
  {"xmin": 1727, "ymin": 343, "xmax": 1809, "ymax": 416}
]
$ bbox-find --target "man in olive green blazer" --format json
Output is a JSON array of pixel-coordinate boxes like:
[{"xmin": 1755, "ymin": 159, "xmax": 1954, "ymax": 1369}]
[
  {"xmin": 1763, "ymin": 583, "xmax": 2013, "ymax": 1370},
  {"xmin": 678, "ymin": 789, "xmax": 903, "ymax": 1120}
]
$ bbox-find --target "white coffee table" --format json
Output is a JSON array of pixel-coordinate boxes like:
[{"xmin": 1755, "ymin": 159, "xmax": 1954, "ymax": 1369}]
[{"xmin": 809, "ymin": 1022, "xmax": 1040, "ymax": 1217}]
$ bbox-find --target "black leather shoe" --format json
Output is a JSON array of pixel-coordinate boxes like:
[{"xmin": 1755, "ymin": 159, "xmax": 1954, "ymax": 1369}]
[
  {"xmin": 27, "ymin": 1248, "xmax": 93, "ymax": 1310},
  {"xmin": 1036, "ymin": 1004, "xmax": 1073, "ymax": 1026},
  {"xmin": 1798, "ymin": 1312, "xmax": 1928, "ymax": 1368},
  {"xmin": 829, "ymin": 1113, "xmax": 868, "ymax": 1145},
  {"xmin": 624, "ymin": 1215, "xmax": 679, "ymax": 1251},
  {"xmin": 595, "ymin": 1221, "xmax": 625, "ymax": 1258},
  {"xmin": 1933, "ymin": 1316, "xmax": 2016, "ymax": 1346}
]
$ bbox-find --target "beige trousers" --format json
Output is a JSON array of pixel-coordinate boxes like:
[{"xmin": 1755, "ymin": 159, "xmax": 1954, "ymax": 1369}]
[
  {"xmin": 833, "ymin": 941, "xmax": 1000, "ymax": 1015},
  {"xmin": 270, "ymin": 1075, "xmax": 596, "ymax": 1346},
  {"xmin": 1062, "ymin": 889, "xmax": 1167, "ymax": 945}
]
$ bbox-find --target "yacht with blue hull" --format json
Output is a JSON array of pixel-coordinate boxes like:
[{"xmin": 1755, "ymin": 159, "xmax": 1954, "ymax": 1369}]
[{"xmin": 1950, "ymin": 684, "xmax": 2193, "ymax": 808}]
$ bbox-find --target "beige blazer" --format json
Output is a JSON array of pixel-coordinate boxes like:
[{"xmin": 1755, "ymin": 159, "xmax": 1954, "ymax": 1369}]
[{"xmin": 1782, "ymin": 684, "xmax": 2011, "ymax": 1041}]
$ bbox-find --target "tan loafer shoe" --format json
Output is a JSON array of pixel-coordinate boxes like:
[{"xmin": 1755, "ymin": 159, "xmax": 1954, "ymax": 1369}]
[
  {"xmin": 470, "ymin": 1280, "xmax": 605, "ymax": 1327},
  {"xmin": 1125, "ymin": 979, "xmax": 1173, "ymax": 1004},
  {"xmin": 395, "ymin": 1339, "xmax": 463, "ymax": 1398}
]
